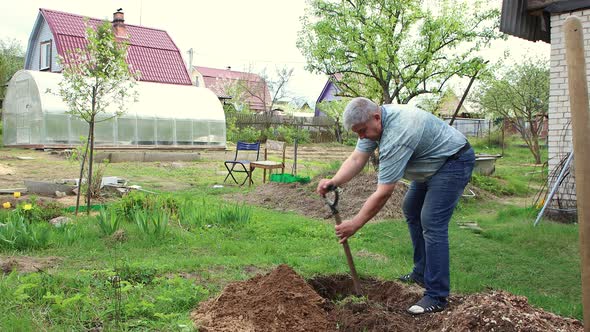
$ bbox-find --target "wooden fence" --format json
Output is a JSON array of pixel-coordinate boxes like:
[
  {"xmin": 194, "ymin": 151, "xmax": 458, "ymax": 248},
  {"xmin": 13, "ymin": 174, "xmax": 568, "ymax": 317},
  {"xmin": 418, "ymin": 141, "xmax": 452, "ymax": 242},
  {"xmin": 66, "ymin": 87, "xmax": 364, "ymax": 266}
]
[{"xmin": 227, "ymin": 113, "xmax": 337, "ymax": 143}]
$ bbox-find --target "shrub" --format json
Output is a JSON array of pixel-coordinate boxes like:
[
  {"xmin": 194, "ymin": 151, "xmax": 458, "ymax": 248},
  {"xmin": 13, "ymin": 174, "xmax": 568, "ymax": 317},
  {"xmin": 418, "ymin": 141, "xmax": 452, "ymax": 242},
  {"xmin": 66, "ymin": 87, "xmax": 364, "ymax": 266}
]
[{"xmin": 117, "ymin": 192, "xmax": 179, "ymax": 222}]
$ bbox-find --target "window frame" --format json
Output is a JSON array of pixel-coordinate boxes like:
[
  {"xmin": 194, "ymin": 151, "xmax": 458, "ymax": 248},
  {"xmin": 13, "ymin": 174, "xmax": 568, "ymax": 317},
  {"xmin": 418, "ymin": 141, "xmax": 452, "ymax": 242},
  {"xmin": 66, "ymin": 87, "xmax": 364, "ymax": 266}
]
[{"xmin": 39, "ymin": 40, "xmax": 52, "ymax": 71}]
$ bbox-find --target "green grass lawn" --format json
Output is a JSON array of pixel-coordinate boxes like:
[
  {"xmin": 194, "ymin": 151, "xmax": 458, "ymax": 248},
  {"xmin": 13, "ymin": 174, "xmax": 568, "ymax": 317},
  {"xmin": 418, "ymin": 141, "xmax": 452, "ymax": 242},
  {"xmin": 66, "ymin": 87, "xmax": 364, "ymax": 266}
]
[{"xmin": 0, "ymin": 137, "xmax": 583, "ymax": 331}]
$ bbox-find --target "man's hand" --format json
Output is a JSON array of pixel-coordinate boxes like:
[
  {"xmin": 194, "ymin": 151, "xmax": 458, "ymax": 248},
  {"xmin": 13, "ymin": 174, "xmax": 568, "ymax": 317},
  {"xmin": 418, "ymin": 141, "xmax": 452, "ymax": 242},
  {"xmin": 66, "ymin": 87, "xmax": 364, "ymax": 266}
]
[
  {"xmin": 335, "ymin": 219, "xmax": 362, "ymax": 243},
  {"xmin": 316, "ymin": 179, "xmax": 335, "ymax": 197}
]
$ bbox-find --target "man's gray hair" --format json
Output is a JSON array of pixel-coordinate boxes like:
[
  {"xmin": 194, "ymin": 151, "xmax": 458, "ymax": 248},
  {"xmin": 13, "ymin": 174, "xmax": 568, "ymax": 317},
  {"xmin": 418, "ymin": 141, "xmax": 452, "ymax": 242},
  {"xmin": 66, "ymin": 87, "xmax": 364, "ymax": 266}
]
[{"xmin": 343, "ymin": 97, "xmax": 379, "ymax": 130}]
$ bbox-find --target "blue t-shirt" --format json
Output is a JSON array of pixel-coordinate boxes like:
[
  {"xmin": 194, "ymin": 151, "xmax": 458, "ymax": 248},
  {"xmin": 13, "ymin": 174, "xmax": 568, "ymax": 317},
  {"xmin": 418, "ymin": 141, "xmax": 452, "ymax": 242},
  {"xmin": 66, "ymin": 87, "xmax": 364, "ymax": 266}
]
[{"xmin": 356, "ymin": 104, "xmax": 467, "ymax": 183}]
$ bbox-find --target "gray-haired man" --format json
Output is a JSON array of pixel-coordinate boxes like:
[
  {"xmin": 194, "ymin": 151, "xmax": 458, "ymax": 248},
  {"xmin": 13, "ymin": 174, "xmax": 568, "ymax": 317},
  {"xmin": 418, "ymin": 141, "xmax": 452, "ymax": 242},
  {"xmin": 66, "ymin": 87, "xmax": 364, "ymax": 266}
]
[{"xmin": 317, "ymin": 97, "xmax": 474, "ymax": 314}]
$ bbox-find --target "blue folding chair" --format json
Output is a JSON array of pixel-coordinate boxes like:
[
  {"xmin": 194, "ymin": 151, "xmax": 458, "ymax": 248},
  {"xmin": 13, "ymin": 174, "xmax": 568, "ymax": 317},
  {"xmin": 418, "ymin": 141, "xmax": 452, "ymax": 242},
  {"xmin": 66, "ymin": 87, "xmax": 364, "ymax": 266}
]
[{"xmin": 224, "ymin": 141, "xmax": 260, "ymax": 186}]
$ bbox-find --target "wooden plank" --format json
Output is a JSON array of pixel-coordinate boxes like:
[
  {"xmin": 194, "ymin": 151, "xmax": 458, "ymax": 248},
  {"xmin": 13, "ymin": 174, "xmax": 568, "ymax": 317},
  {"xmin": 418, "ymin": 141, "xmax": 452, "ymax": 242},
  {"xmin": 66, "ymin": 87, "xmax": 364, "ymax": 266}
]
[{"xmin": 564, "ymin": 16, "xmax": 590, "ymax": 332}]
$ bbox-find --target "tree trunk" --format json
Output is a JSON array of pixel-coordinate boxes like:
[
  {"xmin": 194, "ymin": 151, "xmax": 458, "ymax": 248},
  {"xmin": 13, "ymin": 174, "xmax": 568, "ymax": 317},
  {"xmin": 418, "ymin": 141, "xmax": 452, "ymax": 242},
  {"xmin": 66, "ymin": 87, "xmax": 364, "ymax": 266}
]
[
  {"xmin": 86, "ymin": 116, "xmax": 95, "ymax": 215},
  {"xmin": 335, "ymin": 119, "xmax": 343, "ymax": 144},
  {"xmin": 531, "ymin": 131, "xmax": 541, "ymax": 164},
  {"xmin": 74, "ymin": 134, "xmax": 91, "ymax": 216}
]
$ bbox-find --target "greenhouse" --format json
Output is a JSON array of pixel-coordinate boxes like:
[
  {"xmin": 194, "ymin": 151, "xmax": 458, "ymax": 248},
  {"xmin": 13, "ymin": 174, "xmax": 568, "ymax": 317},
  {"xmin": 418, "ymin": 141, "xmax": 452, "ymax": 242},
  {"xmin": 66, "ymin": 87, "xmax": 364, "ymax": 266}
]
[{"xmin": 3, "ymin": 70, "xmax": 226, "ymax": 149}]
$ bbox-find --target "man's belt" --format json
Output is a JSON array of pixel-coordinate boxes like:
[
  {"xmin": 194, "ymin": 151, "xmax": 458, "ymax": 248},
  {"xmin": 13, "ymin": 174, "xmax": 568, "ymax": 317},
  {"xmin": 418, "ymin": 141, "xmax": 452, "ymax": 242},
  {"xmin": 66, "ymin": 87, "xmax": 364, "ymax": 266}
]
[{"xmin": 448, "ymin": 142, "xmax": 471, "ymax": 160}]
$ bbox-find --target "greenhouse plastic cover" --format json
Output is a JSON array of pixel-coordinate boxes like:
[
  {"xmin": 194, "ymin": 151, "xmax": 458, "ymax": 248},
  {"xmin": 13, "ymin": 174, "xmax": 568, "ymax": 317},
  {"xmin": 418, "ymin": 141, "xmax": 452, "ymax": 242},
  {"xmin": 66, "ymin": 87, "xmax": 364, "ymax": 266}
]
[
  {"xmin": 22, "ymin": 70, "xmax": 224, "ymax": 121},
  {"xmin": 3, "ymin": 70, "xmax": 226, "ymax": 147}
]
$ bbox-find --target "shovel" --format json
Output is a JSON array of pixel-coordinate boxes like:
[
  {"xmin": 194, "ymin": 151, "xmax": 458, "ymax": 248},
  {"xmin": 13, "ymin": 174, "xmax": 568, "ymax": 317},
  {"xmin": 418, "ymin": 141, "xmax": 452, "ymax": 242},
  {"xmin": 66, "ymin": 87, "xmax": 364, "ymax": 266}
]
[{"xmin": 324, "ymin": 185, "xmax": 362, "ymax": 295}]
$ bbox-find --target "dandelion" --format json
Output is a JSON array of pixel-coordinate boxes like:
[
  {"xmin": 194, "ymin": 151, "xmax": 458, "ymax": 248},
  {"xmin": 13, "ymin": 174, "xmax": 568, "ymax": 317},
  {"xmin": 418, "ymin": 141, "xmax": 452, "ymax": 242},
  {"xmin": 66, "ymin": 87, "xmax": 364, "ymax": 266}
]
[
  {"xmin": 13, "ymin": 192, "xmax": 21, "ymax": 198},
  {"xmin": 23, "ymin": 204, "xmax": 33, "ymax": 211},
  {"xmin": 2, "ymin": 202, "xmax": 11, "ymax": 209}
]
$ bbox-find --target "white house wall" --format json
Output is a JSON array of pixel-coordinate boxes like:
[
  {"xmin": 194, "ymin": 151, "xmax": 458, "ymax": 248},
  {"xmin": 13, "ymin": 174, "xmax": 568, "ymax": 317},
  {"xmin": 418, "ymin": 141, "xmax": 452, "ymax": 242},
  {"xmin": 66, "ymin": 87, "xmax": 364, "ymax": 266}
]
[
  {"xmin": 548, "ymin": 10, "xmax": 590, "ymax": 206},
  {"xmin": 26, "ymin": 16, "xmax": 61, "ymax": 72}
]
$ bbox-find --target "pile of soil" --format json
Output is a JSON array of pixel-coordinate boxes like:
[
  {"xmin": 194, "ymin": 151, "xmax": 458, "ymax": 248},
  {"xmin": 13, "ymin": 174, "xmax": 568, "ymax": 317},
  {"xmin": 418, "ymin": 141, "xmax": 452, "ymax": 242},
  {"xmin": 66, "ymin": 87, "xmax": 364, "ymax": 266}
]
[
  {"xmin": 228, "ymin": 173, "xmax": 408, "ymax": 221},
  {"xmin": 191, "ymin": 265, "xmax": 334, "ymax": 331},
  {"xmin": 192, "ymin": 265, "xmax": 583, "ymax": 332}
]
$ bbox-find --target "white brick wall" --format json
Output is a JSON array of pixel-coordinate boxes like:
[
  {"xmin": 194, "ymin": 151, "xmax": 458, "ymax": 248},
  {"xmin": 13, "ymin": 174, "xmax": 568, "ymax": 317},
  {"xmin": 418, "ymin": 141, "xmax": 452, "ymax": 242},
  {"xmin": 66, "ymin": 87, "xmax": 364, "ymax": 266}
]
[{"xmin": 548, "ymin": 11, "xmax": 589, "ymax": 209}]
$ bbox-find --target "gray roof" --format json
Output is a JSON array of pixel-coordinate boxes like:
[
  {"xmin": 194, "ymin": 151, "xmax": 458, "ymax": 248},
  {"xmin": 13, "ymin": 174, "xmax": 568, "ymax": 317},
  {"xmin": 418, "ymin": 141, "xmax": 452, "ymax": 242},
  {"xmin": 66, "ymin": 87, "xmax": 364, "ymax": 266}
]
[{"xmin": 500, "ymin": 0, "xmax": 590, "ymax": 43}]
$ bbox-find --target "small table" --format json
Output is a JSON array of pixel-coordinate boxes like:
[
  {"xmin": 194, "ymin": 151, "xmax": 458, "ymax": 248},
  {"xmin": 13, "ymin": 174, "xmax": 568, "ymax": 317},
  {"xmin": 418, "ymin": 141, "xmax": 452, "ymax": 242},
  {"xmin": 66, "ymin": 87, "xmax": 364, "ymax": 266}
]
[{"xmin": 249, "ymin": 160, "xmax": 284, "ymax": 186}]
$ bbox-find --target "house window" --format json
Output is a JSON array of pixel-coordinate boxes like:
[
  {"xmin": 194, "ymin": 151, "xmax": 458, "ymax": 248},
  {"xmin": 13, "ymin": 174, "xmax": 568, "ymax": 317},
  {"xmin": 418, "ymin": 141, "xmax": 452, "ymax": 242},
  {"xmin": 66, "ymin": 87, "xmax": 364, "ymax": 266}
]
[{"xmin": 40, "ymin": 41, "xmax": 52, "ymax": 71}]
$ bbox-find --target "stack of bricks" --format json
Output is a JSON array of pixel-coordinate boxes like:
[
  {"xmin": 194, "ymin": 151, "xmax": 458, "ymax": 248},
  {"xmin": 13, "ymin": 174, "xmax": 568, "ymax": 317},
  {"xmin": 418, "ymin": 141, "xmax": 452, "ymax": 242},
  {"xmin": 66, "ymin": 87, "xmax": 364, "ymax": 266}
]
[{"xmin": 546, "ymin": 11, "xmax": 590, "ymax": 209}]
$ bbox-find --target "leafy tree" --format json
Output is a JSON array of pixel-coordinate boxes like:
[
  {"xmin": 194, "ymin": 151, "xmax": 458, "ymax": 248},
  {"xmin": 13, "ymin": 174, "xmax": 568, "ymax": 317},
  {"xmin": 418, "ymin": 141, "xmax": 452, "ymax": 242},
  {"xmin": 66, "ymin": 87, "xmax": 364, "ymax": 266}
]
[
  {"xmin": 316, "ymin": 99, "xmax": 350, "ymax": 143},
  {"xmin": 472, "ymin": 58, "xmax": 549, "ymax": 164},
  {"xmin": 297, "ymin": 0, "xmax": 502, "ymax": 104},
  {"xmin": 213, "ymin": 66, "xmax": 294, "ymax": 113},
  {"xmin": 0, "ymin": 39, "xmax": 24, "ymax": 101},
  {"xmin": 57, "ymin": 20, "xmax": 138, "ymax": 214}
]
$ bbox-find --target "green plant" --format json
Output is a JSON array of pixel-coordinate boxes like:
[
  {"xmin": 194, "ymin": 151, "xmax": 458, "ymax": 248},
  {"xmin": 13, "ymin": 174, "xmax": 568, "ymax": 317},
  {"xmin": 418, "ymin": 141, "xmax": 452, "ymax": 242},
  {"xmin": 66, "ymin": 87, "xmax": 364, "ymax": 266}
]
[
  {"xmin": 0, "ymin": 214, "xmax": 51, "ymax": 250},
  {"xmin": 115, "ymin": 264, "xmax": 157, "ymax": 285},
  {"xmin": 53, "ymin": 222, "xmax": 82, "ymax": 246},
  {"xmin": 233, "ymin": 126, "xmax": 261, "ymax": 143},
  {"xmin": 133, "ymin": 209, "xmax": 169, "ymax": 239},
  {"xmin": 118, "ymin": 192, "xmax": 179, "ymax": 221},
  {"xmin": 96, "ymin": 207, "xmax": 121, "ymax": 236},
  {"xmin": 216, "ymin": 203, "xmax": 252, "ymax": 228}
]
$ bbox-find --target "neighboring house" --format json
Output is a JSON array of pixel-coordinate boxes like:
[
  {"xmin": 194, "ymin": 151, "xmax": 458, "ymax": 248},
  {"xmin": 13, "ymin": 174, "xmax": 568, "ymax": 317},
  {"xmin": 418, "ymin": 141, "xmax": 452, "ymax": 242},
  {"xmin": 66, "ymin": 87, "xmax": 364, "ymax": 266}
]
[
  {"xmin": 436, "ymin": 89, "xmax": 480, "ymax": 119},
  {"xmin": 4, "ymin": 8, "xmax": 226, "ymax": 149},
  {"xmin": 25, "ymin": 8, "xmax": 192, "ymax": 85},
  {"xmin": 500, "ymin": 0, "xmax": 590, "ymax": 213},
  {"xmin": 314, "ymin": 73, "xmax": 342, "ymax": 117},
  {"xmin": 190, "ymin": 66, "xmax": 271, "ymax": 113}
]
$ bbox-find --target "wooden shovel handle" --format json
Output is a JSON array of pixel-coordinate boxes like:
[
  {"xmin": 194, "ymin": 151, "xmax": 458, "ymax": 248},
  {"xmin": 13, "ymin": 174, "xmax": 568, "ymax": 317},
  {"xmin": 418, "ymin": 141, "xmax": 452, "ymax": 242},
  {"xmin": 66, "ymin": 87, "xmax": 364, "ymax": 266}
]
[{"xmin": 334, "ymin": 212, "xmax": 362, "ymax": 295}]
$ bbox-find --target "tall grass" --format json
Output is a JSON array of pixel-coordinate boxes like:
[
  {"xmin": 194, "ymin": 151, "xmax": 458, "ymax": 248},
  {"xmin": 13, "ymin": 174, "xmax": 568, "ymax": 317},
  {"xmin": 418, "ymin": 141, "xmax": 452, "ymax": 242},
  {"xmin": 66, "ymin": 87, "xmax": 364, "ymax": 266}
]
[
  {"xmin": 133, "ymin": 209, "xmax": 169, "ymax": 239},
  {"xmin": 177, "ymin": 199, "xmax": 252, "ymax": 230},
  {"xmin": 96, "ymin": 207, "xmax": 121, "ymax": 236},
  {"xmin": 0, "ymin": 214, "xmax": 51, "ymax": 250}
]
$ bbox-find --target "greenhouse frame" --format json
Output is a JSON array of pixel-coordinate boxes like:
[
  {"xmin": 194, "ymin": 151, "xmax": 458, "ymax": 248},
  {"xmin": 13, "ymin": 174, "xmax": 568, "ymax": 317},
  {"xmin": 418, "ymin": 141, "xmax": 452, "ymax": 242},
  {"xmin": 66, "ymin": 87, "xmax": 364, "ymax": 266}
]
[{"xmin": 3, "ymin": 70, "xmax": 226, "ymax": 149}]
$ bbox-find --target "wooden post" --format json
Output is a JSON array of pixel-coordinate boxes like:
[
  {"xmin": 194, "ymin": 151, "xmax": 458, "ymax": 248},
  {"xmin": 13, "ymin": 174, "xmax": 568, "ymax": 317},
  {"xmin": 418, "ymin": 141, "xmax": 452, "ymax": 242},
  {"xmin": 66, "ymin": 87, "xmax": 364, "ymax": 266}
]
[{"xmin": 564, "ymin": 16, "xmax": 590, "ymax": 331}]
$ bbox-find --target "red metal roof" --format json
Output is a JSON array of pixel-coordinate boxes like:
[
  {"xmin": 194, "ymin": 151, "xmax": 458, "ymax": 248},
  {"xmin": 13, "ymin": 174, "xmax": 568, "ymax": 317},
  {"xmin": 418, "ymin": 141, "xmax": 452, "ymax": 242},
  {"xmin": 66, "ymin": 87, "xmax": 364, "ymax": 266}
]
[
  {"xmin": 40, "ymin": 8, "xmax": 192, "ymax": 85},
  {"xmin": 195, "ymin": 66, "xmax": 271, "ymax": 112}
]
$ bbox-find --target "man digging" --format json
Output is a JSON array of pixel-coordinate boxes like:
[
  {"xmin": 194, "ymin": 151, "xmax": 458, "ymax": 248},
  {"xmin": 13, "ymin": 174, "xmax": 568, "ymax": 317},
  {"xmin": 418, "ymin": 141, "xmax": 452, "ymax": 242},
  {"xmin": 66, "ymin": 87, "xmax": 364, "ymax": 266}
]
[{"xmin": 317, "ymin": 97, "xmax": 475, "ymax": 315}]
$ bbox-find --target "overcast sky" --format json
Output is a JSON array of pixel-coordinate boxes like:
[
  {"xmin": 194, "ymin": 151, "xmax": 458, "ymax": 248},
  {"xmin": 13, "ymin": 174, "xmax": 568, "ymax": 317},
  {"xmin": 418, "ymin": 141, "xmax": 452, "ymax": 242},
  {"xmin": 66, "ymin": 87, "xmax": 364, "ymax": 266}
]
[{"xmin": 1, "ymin": 0, "xmax": 550, "ymax": 104}]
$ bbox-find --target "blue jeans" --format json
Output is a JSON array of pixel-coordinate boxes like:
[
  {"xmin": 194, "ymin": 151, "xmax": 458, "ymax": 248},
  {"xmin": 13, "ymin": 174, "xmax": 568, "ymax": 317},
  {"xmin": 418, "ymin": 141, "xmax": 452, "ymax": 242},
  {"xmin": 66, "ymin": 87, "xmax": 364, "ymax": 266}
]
[{"xmin": 402, "ymin": 148, "xmax": 475, "ymax": 301}]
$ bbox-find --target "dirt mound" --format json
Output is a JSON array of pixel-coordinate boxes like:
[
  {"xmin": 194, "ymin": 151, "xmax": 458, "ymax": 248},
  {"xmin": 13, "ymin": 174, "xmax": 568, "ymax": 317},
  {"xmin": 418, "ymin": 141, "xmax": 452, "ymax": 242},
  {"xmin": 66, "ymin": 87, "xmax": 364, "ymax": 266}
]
[
  {"xmin": 438, "ymin": 291, "xmax": 583, "ymax": 332},
  {"xmin": 1, "ymin": 256, "xmax": 61, "ymax": 274},
  {"xmin": 192, "ymin": 266, "xmax": 583, "ymax": 332},
  {"xmin": 191, "ymin": 265, "xmax": 334, "ymax": 332},
  {"xmin": 228, "ymin": 172, "xmax": 407, "ymax": 221}
]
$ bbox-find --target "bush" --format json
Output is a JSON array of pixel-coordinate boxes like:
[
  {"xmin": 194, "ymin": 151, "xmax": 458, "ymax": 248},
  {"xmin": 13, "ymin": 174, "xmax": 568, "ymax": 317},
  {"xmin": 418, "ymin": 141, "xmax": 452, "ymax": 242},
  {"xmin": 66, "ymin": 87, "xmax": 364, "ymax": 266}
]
[
  {"xmin": 228, "ymin": 126, "xmax": 261, "ymax": 143},
  {"xmin": 117, "ymin": 192, "xmax": 179, "ymax": 222}
]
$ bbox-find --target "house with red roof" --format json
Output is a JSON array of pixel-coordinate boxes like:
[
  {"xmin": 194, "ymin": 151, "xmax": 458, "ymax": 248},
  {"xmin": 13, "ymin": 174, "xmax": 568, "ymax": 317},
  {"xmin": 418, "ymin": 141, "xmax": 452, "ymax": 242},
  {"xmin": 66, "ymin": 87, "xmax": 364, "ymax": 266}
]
[
  {"xmin": 4, "ymin": 8, "xmax": 227, "ymax": 150},
  {"xmin": 190, "ymin": 66, "xmax": 271, "ymax": 113},
  {"xmin": 24, "ymin": 8, "xmax": 192, "ymax": 86}
]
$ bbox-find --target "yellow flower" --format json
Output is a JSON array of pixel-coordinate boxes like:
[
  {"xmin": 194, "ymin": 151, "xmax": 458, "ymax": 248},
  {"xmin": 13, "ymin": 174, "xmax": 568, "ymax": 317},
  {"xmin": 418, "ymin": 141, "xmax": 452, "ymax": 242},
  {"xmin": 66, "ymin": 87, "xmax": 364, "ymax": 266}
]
[
  {"xmin": 2, "ymin": 202, "xmax": 11, "ymax": 209},
  {"xmin": 13, "ymin": 192, "xmax": 21, "ymax": 198},
  {"xmin": 23, "ymin": 204, "xmax": 32, "ymax": 211}
]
